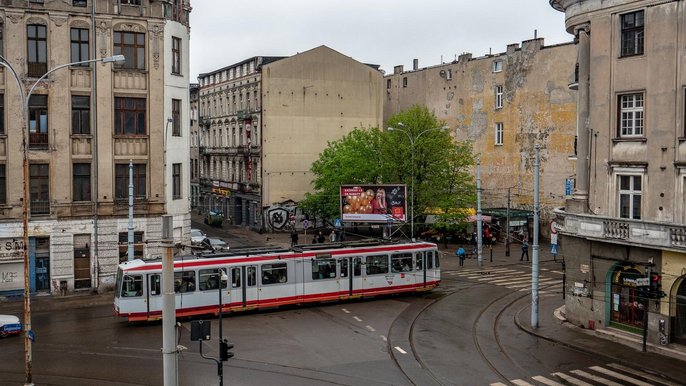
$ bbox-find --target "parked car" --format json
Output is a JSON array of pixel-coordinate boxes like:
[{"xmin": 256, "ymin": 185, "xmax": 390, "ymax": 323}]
[
  {"xmin": 204, "ymin": 238, "xmax": 230, "ymax": 252},
  {"xmin": 190, "ymin": 228, "xmax": 207, "ymax": 245},
  {"xmin": 205, "ymin": 211, "xmax": 224, "ymax": 227},
  {"xmin": 0, "ymin": 314, "xmax": 22, "ymax": 338}
]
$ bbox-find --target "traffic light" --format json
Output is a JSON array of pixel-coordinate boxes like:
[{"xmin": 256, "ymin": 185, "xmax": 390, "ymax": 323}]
[
  {"xmin": 650, "ymin": 273, "xmax": 666, "ymax": 299},
  {"xmin": 219, "ymin": 339, "xmax": 234, "ymax": 361}
]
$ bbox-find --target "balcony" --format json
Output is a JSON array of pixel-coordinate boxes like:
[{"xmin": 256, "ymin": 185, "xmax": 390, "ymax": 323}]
[
  {"xmin": 237, "ymin": 110, "xmax": 253, "ymax": 121},
  {"xmin": 199, "ymin": 116, "xmax": 210, "ymax": 127},
  {"xmin": 554, "ymin": 208, "xmax": 686, "ymax": 251},
  {"xmin": 30, "ymin": 200, "xmax": 50, "ymax": 216},
  {"xmin": 29, "ymin": 133, "xmax": 49, "ymax": 150}
]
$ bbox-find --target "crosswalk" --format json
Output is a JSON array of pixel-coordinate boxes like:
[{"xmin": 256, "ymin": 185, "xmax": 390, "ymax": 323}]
[
  {"xmin": 489, "ymin": 363, "xmax": 679, "ymax": 386},
  {"xmin": 445, "ymin": 266, "xmax": 561, "ymax": 293}
]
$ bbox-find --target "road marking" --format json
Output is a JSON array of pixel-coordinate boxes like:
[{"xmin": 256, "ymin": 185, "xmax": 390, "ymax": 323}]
[
  {"xmin": 511, "ymin": 379, "xmax": 535, "ymax": 386},
  {"xmin": 353, "ymin": 316, "xmax": 362, "ymax": 322},
  {"xmin": 532, "ymin": 376, "xmax": 564, "ymax": 386},
  {"xmin": 606, "ymin": 364, "xmax": 681, "ymax": 386},
  {"xmin": 552, "ymin": 372, "xmax": 593, "ymax": 386},
  {"xmin": 380, "ymin": 335, "xmax": 387, "ymax": 342},
  {"xmin": 394, "ymin": 346, "xmax": 407, "ymax": 354},
  {"xmin": 490, "ymin": 383, "xmax": 508, "ymax": 386},
  {"xmin": 551, "ymin": 270, "xmax": 563, "ymax": 274},
  {"xmin": 570, "ymin": 370, "xmax": 622, "ymax": 386},
  {"xmin": 342, "ymin": 308, "xmax": 350, "ymax": 314},
  {"xmin": 589, "ymin": 366, "xmax": 652, "ymax": 386},
  {"xmin": 365, "ymin": 325, "xmax": 376, "ymax": 332}
]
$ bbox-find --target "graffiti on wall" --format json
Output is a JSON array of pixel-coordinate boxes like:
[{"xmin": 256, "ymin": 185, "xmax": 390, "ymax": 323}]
[{"xmin": 264, "ymin": 204, "xmax": 297, "ymax": 231}]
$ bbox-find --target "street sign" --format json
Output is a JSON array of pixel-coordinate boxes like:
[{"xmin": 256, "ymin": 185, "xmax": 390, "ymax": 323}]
[
  {"xmin": 550, "ymin": 233, "xmax": 558, "ymax": 245},
  {"xmin": 334, "ymin": 218, "xmax": 342, "ymax": 228},
  {"xmin": 550, "ymin": 221, "xmax": 559, "ymax": 234},
  {"xmin": 303, "ymin": 219, "xmax": 310, "ymax": 229}
]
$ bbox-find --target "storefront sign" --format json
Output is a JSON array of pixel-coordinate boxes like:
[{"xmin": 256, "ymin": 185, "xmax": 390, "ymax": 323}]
[
  {"xmin": 0, "ymin": 238, "xmax": 24, "ymax": 262},
  {"xmin": 580, "ymin": 264, "xmax": 589, "ymax": 273},
  {"xmin": 211, "ymin": 188, "xmax": 230, "ymax": 196}
]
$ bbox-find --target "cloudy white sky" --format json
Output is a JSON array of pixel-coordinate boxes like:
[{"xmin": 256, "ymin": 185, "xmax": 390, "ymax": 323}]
[{"xmin": 189, "ymin": 0, "xmax": 572, "ymax": 80}]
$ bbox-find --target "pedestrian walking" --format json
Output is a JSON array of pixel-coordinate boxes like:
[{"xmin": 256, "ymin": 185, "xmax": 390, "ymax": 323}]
[
  {"xmin": 317, "ymin": 231, "xmax": 325, "ymax": 244},
  {"xmin": 471, "ymin": 232, "xmax": 477, "ymax": 254},
  {"xmin": 456, "ymin": 247, "xmax": 466, "ymax": 267},
  {"xmin": 290, "ymin": 230, "xmax": 299, "ymax": 247},
  {"xmin": 520, "ymin": 239, "xmax": 529, "ymax": 261},
  {"xmin": 329, "ymin": 231, "xmax": 336, "ymax": 243}
]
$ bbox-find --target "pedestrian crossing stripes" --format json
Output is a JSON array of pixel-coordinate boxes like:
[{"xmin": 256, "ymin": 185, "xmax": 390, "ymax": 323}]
[
  {"xmin": 446, "ymin": 267, "xmax": 561, "ymax": 292},
  {"xmin": 488, "ymin": 363, "xmax": 677, "ymax": 386}
]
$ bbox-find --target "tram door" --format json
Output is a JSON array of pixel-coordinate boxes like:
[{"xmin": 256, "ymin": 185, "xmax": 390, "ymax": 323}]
[
  {"xmin": 147, "ymin": 274, "xmax": 162, "ymax": 314},
  {"xmin": 230, "ymin": 266, "xmax": 258, "ymax": 308},
  {"xmin": 339, "ymin": 257, "xmax": 362, "ymax": 297}
]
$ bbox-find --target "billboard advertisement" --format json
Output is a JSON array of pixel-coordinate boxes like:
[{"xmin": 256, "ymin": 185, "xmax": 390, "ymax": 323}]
[{"xmin": 340, "ymin": 185, "xmax": 407, "ymax": 223}]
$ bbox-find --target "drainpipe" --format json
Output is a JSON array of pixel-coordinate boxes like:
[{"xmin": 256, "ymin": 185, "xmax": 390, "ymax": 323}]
[
  {"xmin": 571, "ymin": 24, "xmax": 591, "ymax": 213},
  {"xmin": 91, "ymin": 0, "xmax": 100, "ymax": 289}
]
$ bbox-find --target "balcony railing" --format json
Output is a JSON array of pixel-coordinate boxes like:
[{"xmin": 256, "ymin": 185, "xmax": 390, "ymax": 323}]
[
  {"xmin": 29, "ymin": 133, "xmax": 49, "ymax": 150},
  {"xmin": 555, "ymin": 208, "xmax": 686, "ymax": 250},
  {"xmin": 30, "ymin": 200, "xmax": 50, "ymax": 216}
]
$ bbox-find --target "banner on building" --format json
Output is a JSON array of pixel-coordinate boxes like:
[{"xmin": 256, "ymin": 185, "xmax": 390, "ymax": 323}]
[{"xmin": 340, "ymin": 184, "xmax": 407, "ymax": 223}]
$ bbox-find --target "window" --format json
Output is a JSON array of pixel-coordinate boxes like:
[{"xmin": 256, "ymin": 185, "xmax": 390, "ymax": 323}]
[
  {"xmin": 27, "ymin": 25, "xmax": 47, "ymax": 77},
  {"xmin": 118, "ymin": 231, "xmax": 144, "ymax": 262},
  {"xmin": 366, "ymin": 254, "xmax": 389, "ymax": 275},
  {"xmin": 495, "ymin": 122, "xmax": 504, "ymax": 146},
  {"xmin": 0, "ymin": 25, "xmax": 3, "ymax": 64},
  {"xmin": 415, "ymin": 252, "xmax": 423, "ymax": 271},
  {"xmin": 115, "ymin": 163, "xmax": 146, "ymax": 199},
  {"xmin": 495, "ymin": 85, "xmax": 503, "ymax": 109},
  {"xmin": 618, "ymin": 93, "xmax": 644, "ymax": 137},
  {"xmin": 402, "ymin": 77, "xmax": 408, "ymax": 88},
  {"xmin": 30, "ymin": 163, "xmax": 49, "ymax": 215},
  {"xmin": 121, "ymin": 0, "xmax": 141, "ymax": 6},
  {"xmin": 73, "ymin": 0, "xmax": 87, "ymax": 6},
  {"xmin": 621, "ymin": 10, "xmax": 644, "ymax": 57},
  {"xmin": 73, "ymin": 163, "xmax": 91, "ymax": 202},
  {"xmin": 312, "ymin": 259, "xmax": 337, "ymax": 280},
  {"xmin": 113, "ymin": 31, "xmax": 145, "ymax": 70},
  {"xmin": 114, "ymin": 97, "xmax": 146, "ymax": 135},
  {"xmin": 174, "ymin": 271, "xmax": 196, "ymax": 293},
  {"xmin": 261, "ymin": 263, "xmax": 287, "ymax": 285},
  {"xmin": 149, "ymin": 275, "xmax": 161, "ymax": 296},
  {"xmin": 120, "ymin": 274, "xmax": 143, "ymax": 297},
  {"xmin": 231, "ymin": 267, "xmax": 241, "ymax": 288},
  {"xmin": 172, "ymin": 99, "xmax": 181, "ymax": 136},
  {"xmin": 172, "ymin": 163, "xmax": 181, "ymax": 199},
  {"xmin": 386, "ymin": 79, "xmax": 391, "ymax": 89},
  {"xmin": 0, "ymin": 164, "xmax": 5, "ymax": 205},
  {"xmin": 199, "ymin": 269, "xmax": 228, "ymax": 291},
  {"xmin": 0, "ymin": 93, "xmax": 4, "ymax": 134},
  {"xmin": 493, "ymin": 60, "xmax": 502, "ymax": 73},
  {"xmin": 391, "ymin": 253, "xmax": 413, "ymax": 273},
  {"xmin": 618, "ymin": 175, "xmax": 642, "ymax": 219},
  {"xmin": 28, "ymin": 95, "xmax": 48, "ymax": 149},
  {"xmin": 247, "ymin": 266, "xmax": 256, "ymax": 286},
  {"xmin": 171, "ymin": 37, "xmax": 181, "ymax": 75},
  {"xmin": 70, "ymin": 28, "xmax": 89, "ymax": 65},
  {"xmin": 71, "ymin": 96, "xmax": 90, "ymax": 134}
]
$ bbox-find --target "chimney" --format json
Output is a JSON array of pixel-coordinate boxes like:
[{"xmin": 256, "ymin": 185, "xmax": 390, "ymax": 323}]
[
  {"xmin": 413, "ymin": 59, "xmax": 419, "ymax": 71},
  {"xmin": 507, "ymin": 43, "xmax": 520, "ymax": 55},
  {"xmin": 394, "ymin": 65, "xmax": 404, "ymax": 74},
  {"xmin": 458, "ymin": 52, "xmax": 472, "ymax": 63}
]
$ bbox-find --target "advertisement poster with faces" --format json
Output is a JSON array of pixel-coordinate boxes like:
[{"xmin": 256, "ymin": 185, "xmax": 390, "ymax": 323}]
[{"xmin": 340, "ymin": 185, "xmax": 407, "ymax": 223}]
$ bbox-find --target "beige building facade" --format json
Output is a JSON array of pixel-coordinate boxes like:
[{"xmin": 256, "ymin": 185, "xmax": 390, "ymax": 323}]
[
  {"xmin": 197, "ymin": 46, "xmax": 383, "ymax": 231},
  {"xmin": 384, "ymin": 39, "xmax": 578, "ymax": 226},
  {"xmin": 552, "ymin": 0, "xmax": 686, "ymax": 347},
  {"xmin": 0, "ymin": 0, "xmax": 191, "ymax": 295}
]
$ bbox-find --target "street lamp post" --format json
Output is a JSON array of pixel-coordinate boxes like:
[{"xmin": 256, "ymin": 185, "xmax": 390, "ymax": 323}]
[
  {"xmin": 0, "ymin": 54, "xmax": 124, "ymax": 385},
  {"xmin": 387, "ymin": 122, "xmax": 449, "ymax": 241}
]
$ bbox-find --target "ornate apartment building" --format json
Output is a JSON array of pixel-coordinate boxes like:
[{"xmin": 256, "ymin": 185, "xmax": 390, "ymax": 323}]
[
  {"xmin": 0, "ymin": 0, "xmax": 192, "ymax": 295},
  {"xmin": 551, "ymin": 0, "xmax": 686, "ymax": 347},
  {"xmin": 383, "ymin": 39, "xmax": 578, "ymax": 225},
  {"xmin": 196, "ymin": 46, "xmax": 384, "ymax": 231}
]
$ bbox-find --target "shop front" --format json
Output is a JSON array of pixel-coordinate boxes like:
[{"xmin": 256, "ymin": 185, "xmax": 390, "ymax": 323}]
[{"xmin": 609, "ymin": 264, "xmax": 645, "ymax": 334}]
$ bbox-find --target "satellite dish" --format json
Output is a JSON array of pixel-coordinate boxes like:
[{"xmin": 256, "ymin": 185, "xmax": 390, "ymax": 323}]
[{"xmin": 439, "ymin": 70, "xmax": 446, "ymax": 78}]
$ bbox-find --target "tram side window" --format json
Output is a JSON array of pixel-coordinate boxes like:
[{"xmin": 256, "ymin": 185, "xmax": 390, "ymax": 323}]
[
  {"xmin": 312, "ymin": 259, "xmax": 337, "ymax": 280},
  {"xmin": 199, "ymin": 268, "xmax": 228, "ymax": 291},
  {"xmin": 415, "ymin": 252, "xmax": 423, "ymax": 271},
  {"xmin": 427, "ymin": 251, "xmax": 434, "ymax": 269},
  {"xmin": 262, "ymin": 263, "xmax": 287, "ymax": 285},
  {"xmin": 231, "ymin": 267, "xmax": 241, "ymax": 288},
  {"xmin": 149, "ymin": 274, "xmax": 161, "ymax": 296},
  {"xmin": 247, "ymin": 266, "xmax": 256, "ymax": 286},
  {"xmin": 366, "ymin": 254, "xmax": 389, "ymax": 275},
  {"xmin": 174, "ymin": 271, "xmax": 196, "ymax": 293},
  {"xmin": 435, "ymin": 250, "xmax": 440, "ymax": 268},
  {"xmin": 391, "ymin": 253, "xmax": 413, "ymax": 273},
  {"xmin": 121, "ymin": 274, "xmax": 143, "ymax": 297}
]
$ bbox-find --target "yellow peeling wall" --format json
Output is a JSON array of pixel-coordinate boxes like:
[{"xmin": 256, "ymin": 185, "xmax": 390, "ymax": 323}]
[{"xmin": 385, "ymin": 40, "xmax": 577, "ymax": 222}]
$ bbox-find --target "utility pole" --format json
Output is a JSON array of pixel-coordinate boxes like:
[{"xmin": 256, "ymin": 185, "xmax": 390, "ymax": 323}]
[
  {"xmin": 506, "ymin": 188, "xmax": 511, "ymax": 257},
  {"xmin": 531, "ymin": 144, "xmax": 540, "ymax": 329},
  {"xmin": 127, "ymin": 160, "xmax": 134, "ymax": 261},
  {"xmin": 161, "ymin": 215, "xmax": 178, "ymax": 386},
  {"xmin": 476, "ymin": 158, "xmax": 483, "ymax": 267}
]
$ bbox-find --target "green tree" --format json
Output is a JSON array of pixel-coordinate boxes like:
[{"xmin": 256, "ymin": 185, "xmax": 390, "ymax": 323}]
[{"xmin": 301, "ymin": 105, "xmax": 476, "ymax": 228}]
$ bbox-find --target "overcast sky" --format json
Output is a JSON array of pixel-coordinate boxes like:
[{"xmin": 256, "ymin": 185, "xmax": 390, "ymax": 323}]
[{"xmin": 189, "ymin": 0, "xmax": 572, "ymax": 80}]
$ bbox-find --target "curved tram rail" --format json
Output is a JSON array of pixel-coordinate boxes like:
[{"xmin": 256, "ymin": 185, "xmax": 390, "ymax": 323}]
[{"xmin": 114, "ymin": 240, "xmax": 441, "ymax": 322}]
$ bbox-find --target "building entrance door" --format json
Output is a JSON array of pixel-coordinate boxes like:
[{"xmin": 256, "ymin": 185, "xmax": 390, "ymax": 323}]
[
  {"xmin": 35, "ymin": 257, "xmax": 50, "ymax": 292},
  {"xmin": 673, "ymin": 279, "xmax": 686, "ymax": 345}
]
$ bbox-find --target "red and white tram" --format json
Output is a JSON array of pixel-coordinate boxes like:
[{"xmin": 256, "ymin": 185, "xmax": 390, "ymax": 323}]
[{"xmin": 114, "ymin": 240, "xmax": 440, "ymax": 322}]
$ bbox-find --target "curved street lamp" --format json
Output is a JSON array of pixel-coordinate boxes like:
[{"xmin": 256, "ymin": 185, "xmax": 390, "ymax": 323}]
[
  {"xmin": 0, "ymin": 53, "xmax": 125, "ymax": 385},
  {"xmin": 387, "ymin": 122, "xmax": 450, "ymax": 240}
]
